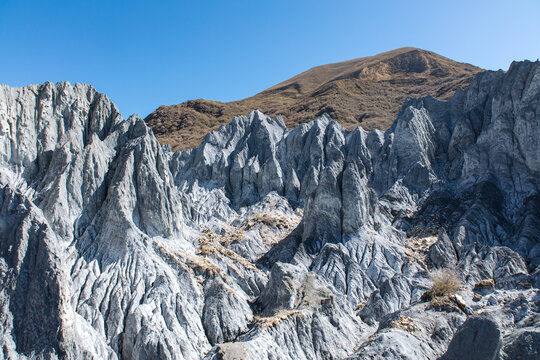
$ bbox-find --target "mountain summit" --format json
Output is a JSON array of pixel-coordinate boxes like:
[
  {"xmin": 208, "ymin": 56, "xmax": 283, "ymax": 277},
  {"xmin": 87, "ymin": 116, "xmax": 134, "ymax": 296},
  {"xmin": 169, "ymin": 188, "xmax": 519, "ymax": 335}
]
[{"xmin": 146, "ymin": 47, "xmax": 481, "ymax": 150}]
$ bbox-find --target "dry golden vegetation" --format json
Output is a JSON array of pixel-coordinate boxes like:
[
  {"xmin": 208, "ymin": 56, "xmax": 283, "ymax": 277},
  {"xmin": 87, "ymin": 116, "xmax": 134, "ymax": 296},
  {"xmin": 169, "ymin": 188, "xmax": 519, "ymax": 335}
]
[
  {"xmin": 247, "ymin": 211, "xmax": 290, "ymax": 229},
  {"xmin": 429, "ymin": 268, "xmax": 462, "ymax": 298},
  {"xmin": 145, "ymin": 47, "xmax": 482, "ymax": 151},
  {"xmin": 253, "ymin": 310, "xmax": 301, "ymax": 328},
  {"xmin": 403, "ymin": 224, "xmax": 440, "ymax": 267},
  {"xmin": 355, "ymin": 301, "xmax": 367, "ymax": 312},
  {"xmin": 430, "ymin": 294, "xmax": 467, "ymax": 313},
  {"xmin": 156, "ymin": 244, "xmax": 222, "ymax": 277},
  {"xmin": 390, "ymin": 316, "xmax": 417, "ymax": 333},
  {"xmin": 422, "ymin": 268, "xmax": 466, "ymax": 312},
  {"xmin": 196, "ymin": 210, "xmax": 301, "ymax": 275},
  {"xmin": 474, "ymin": 279, "xmax": 495, "ymax": 290},
  {"xmin": 246, "ymin": 210, "xmax": 302, "ymax": 246},
  {"xmin": 198, "ymin": 228, "xmax": 264, "ymax": 274},
  {"xmin": 219, "ymin": 226, "xmax": 245, "ymax": 246},
  {"xmin": 404, "ymin": 234, "xmax": 438, "ymax": 267}
]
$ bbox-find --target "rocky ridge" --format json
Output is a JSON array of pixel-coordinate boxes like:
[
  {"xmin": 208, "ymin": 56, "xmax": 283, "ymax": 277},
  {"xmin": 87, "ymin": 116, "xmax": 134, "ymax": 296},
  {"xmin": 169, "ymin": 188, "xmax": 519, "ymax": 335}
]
[
  {"xmin": 146, "ymin": 47, "xmax": 481, "ymax": 150},
  {"xmin": 0, "ymin": 60, "xmax": 538, "ymax": 359}
]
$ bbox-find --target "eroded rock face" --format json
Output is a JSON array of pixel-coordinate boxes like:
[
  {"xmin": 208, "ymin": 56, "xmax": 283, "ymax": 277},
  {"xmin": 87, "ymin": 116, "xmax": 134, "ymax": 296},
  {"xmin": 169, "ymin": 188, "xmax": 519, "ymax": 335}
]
[
  {"xmin": 438, "ymin": 316, "xmax": 502, "ymax": 360},
  {"xmin": 0, "ymin": 60, "xmax": 538, "ymax": 359}
]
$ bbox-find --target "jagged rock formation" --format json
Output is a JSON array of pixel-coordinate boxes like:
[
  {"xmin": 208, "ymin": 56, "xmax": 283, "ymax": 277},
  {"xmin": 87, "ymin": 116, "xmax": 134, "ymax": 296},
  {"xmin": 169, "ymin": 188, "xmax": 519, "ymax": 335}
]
[
  {"xmin": 146, "ymin": 47, "xmax": 481, "ymax": 150},
  {"xmin": 0, "ymin": 60, "xmax": 538, "ymax": 359}
]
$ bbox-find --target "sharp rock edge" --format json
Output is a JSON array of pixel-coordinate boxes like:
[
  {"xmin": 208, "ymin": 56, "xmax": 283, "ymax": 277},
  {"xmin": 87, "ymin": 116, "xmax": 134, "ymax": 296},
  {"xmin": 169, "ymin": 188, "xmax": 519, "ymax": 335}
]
[{"xmin": 0, "ymin": 61, "xmax": 538, "ymax": 360}]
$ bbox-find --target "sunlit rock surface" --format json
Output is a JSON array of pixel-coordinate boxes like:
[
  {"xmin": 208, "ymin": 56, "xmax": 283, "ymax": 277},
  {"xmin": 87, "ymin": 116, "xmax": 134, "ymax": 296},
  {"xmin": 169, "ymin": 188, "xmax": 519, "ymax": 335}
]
[{"xmin": 0, "ymin": 60, "xmax": 538, "ymax": 359}]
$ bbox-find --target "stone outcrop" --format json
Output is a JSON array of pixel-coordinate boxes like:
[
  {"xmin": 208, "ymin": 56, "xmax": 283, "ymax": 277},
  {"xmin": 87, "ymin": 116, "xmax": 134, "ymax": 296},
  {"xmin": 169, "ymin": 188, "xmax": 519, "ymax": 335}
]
[
  {"xmin": 438, "ymin": 316, "xmax": 502, "ymax": 360},
  {"xmin": 0, "ymin": 60, "xmax": 538, "ymax": 359}
]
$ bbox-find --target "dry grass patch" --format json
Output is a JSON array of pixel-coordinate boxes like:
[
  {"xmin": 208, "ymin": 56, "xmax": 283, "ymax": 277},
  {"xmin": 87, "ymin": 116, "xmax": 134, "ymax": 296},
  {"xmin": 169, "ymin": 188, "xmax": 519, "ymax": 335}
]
[
  {"xmin": 429, "ymin": 295, "xmax": 456, "ymax": 310},
  {"xmin": 404, "ymin": 235, "xmax": 437, "ymax": 267},
  {"xmin": 422, "ymin": 268, "xmax": 466, "ymax": 312},
  {"xmin": 247, "ymin": 210, "xmax": 302, "ymax": 246},
  {"xmin": 247, "ymin": 212, "xmax": 289, "ymax": 229},
  {"xmin": 254, "ymin": 310, "xmax": 300, "ymax": 328},
  {"xmin": 391, "ymin": 316, "xmax": 417, "ymax": 333},
  {"xmin": 429, "ymin": 268, "xmax": 462, "ymax": 298},
  {"xmin": 355, "ymin": 301, "xmax": 367, "ymax": 312},
  {"xmin": 474, "ymin": 279, "xmax": 495, "ymax": 290},
  {"xmin": 219, "ymin": 225, "xmax": 245, "ymax": 246},
  {"xmin": 157, "ymin": 245, "xmax": 222, "ymax": 277},
  {"xmin": 195, "ymin": 210, "xmax": 301, "ymax": 275},
  {"xmin": 404, "ymin": 224, "xmax": 440, "ymax": 268},
  {"xmin": 197, "ymin": 228, "xmax": 264, "ymax": 275}
]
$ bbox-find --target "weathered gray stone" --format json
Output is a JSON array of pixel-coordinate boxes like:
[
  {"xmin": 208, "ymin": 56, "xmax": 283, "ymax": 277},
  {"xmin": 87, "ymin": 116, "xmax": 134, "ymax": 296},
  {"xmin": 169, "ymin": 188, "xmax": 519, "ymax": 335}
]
[
  {"xmin": 202, "ymin": 277, "xmax": 253, "ymax": 344},
  {"xmin": 0, "ymin": 60, "xmax": 538, "ymax": 359},
  {"xmin": 429, "ymin": 231, "xmax": 458, "ymax": 268},
  {"xmin": 439, "ymin": 316, "xmax": 501, "ymax": 360},
  {"xmin": 502, "ymin": 329, "xmax": 540, "ymax": 360}
]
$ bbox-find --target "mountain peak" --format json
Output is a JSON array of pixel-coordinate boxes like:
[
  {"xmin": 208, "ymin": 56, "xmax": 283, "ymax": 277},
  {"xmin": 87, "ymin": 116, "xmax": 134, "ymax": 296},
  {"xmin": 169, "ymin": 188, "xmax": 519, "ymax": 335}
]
[{"xmin": 145, "ymin": 48, "xmax": 482, "ymax": 151}]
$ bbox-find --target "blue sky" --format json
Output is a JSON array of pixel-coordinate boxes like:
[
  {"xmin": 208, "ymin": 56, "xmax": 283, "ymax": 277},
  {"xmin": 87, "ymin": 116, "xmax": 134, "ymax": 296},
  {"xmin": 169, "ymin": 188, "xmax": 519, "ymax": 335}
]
[{"xmin": 1, "ymin": 0, "xmax": 539, "ymax": 118}]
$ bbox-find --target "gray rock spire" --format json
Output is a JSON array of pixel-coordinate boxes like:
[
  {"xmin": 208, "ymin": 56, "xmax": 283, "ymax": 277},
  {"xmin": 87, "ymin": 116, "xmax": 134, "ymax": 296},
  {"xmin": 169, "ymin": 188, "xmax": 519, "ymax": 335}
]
[{"xmin": 0, "ymin": 61, "xmax": 539, "ymax": 359}]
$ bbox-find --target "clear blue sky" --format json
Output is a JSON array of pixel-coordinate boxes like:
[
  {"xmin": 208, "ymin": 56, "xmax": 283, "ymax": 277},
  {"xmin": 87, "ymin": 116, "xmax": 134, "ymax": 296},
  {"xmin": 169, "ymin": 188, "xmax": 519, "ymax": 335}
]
[{"xmin": 1, "ymin": 0, "xmax": 539, "ymax": 118}]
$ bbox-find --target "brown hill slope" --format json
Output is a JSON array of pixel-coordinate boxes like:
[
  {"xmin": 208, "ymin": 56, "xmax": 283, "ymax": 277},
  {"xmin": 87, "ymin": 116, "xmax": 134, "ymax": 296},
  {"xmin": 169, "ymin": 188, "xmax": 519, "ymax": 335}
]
[{"xmin": 146, "ymin": 47, "xmax": 482, "ymax": 151}]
